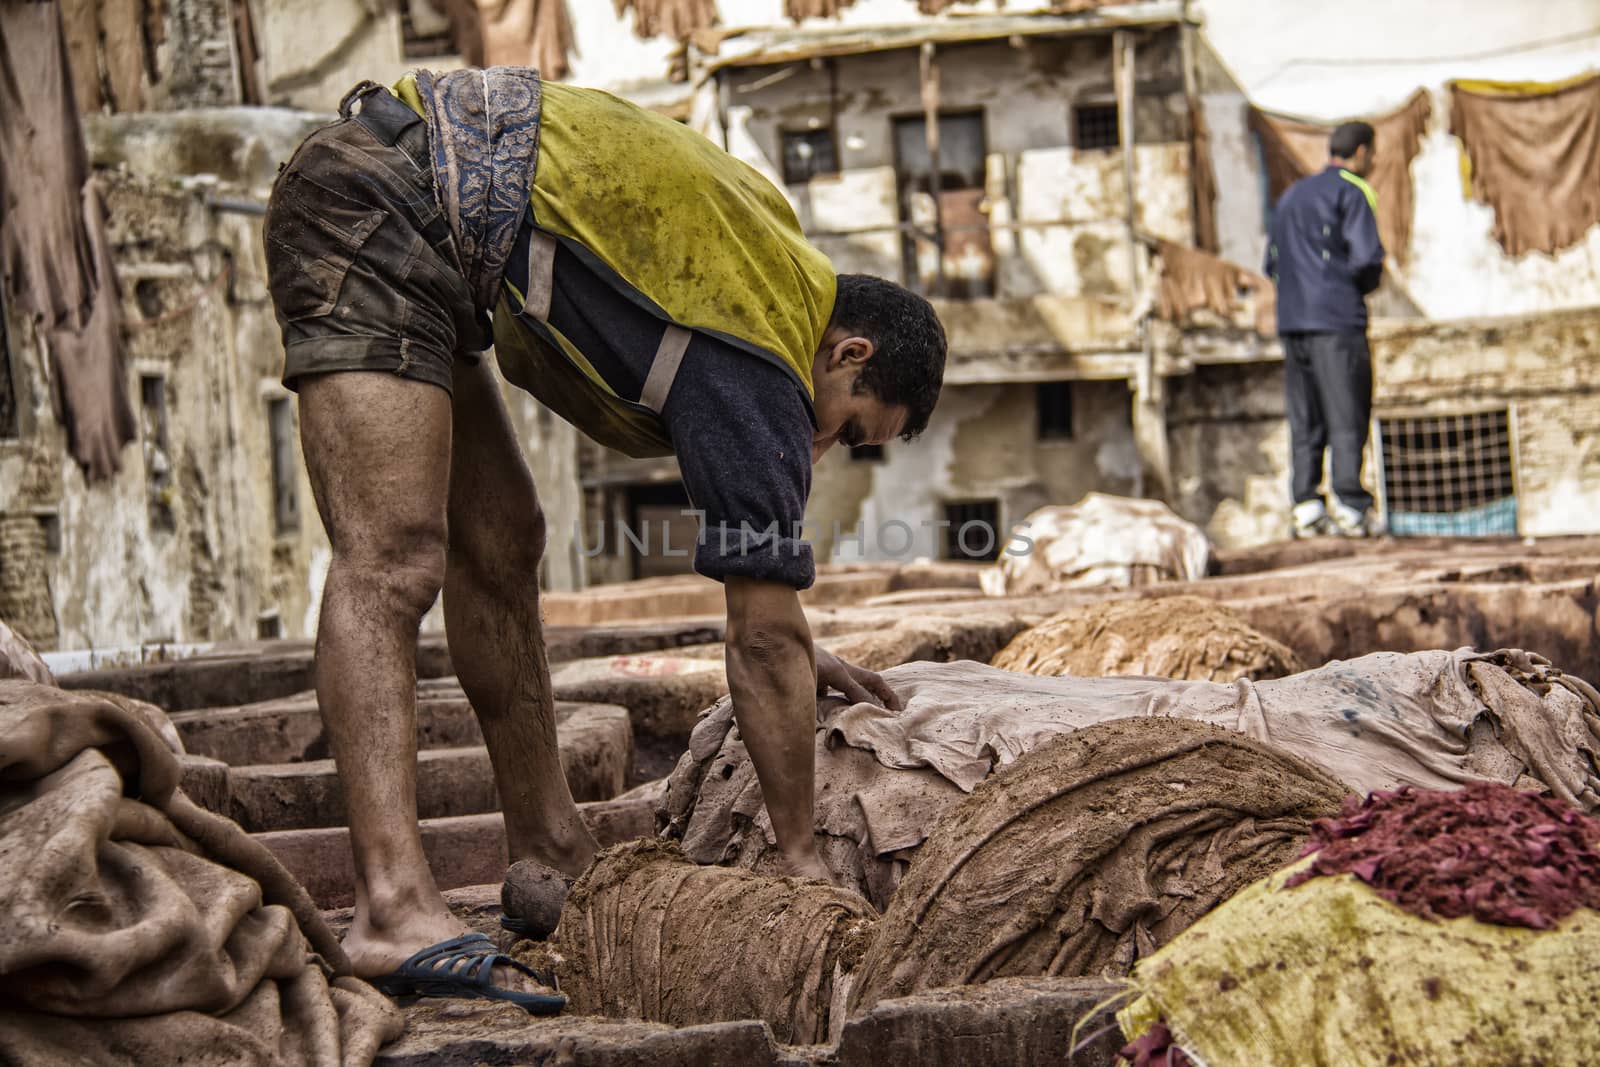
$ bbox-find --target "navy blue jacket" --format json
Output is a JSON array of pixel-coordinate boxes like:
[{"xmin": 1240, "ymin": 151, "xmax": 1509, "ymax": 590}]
[{"xmin": 1265, "ymin": 166, "xmax": 1385, "ymax": 334}]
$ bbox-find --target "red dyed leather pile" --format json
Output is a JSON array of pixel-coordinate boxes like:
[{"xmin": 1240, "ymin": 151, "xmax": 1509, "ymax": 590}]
[
  {"xmin": 1287, "ymin": 781, "xmax": 1600, "ymax": 928},
  {"xmin": 1117, "ymin": 1021, "xmax": 1195, "ymax": 1067}
]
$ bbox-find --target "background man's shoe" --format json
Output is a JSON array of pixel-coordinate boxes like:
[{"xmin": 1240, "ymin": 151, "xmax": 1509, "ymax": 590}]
[
  {"xmin": 1292, "ymin": 501, "xmax": 1335, "ymax": 539},
  {"xmin": 1331, "ymin": 504, "xmax": 1385, "ymax": 538},
  {"xmin": 1293, "ymin": 515, "xmax": 1337, "ymax": 539}
]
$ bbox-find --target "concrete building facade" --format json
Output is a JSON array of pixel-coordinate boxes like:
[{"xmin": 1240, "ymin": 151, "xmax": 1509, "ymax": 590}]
[{"xmin": 3, "ymin": 0, "xmax": 1598, "ymax": 650}]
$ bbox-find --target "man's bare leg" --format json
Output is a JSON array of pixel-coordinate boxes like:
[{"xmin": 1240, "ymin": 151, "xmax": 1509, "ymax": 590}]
[
  {"xmin": 442, "ymin": 359, "xmax": 598, "ymax": 877},
  {"xmin": 297, "ymin": 371, "xmax": 463, "ymax": 976}
]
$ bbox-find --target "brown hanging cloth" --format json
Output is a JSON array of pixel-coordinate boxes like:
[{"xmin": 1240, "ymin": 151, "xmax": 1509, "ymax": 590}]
[
  {"xmin": 445, "ymin": 0, "xmax": 576, "ymax": 79},
  {"xmin": 613, "ymin": 0, "xmax": 718, "ymax": 42},
  {"xmin": 1248, "ymin": 90, "xmax": 1432, "ymax": 264},
  {"xmin": 1449, "ymin": 73, "xmax": 1600, "ymax": 258}
]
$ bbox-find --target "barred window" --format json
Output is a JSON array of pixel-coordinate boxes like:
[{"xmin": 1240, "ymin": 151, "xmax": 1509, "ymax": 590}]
[
  {"xmin": 1074, "ymin": 103, "xmax": 1121, "ymax": 150},
  {"xmin": 1377, "ymin": 409, "xmax": 1517, "ymax": 537}
]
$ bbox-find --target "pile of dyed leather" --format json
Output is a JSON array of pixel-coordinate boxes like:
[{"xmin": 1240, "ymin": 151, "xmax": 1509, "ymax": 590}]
[
  {"xmin": 990, "ymin": 595, "xmax": 1303, "ymax": 682},
  {"xmin": 1286, "ymin": 781, "xmax": 1600, "ymax": 927},
  {"xmin": 1117, "ymin": 782, "xmax": 1600, "ymax": 1065}
]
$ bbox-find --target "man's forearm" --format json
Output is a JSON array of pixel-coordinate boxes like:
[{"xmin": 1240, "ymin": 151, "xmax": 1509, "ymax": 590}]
[{"xmin": 724, "ymin": 578, "xmax": 824, "ymax": 872}]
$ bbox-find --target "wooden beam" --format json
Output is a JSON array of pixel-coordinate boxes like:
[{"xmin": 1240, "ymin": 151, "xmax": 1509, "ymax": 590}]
[
  {"xmin": 920, "ymin": 41, "xmax": 946, "ymax": 296},
  {"xmin": 1111, "ymin": 30, "xmax": 1140, "ymax": 290}
]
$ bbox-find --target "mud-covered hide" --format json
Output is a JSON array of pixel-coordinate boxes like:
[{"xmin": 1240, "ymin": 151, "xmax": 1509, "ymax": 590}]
[
  {"xmin": 551, "ymin": 840, "xmax": 875, "ymax": 1045},
  {"xmin": 663, "ymin": 651, "xmax": 1600, "ymax": 910},
  {"xmin": 847, "ymin": 719, "xmax": 1348, "ymax": 1012}
]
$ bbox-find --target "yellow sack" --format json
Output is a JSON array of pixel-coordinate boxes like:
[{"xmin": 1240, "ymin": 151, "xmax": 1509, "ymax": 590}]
[{"xmin": 1118, "ymin": 858, "xmax": 1600, "ymax": 1067}]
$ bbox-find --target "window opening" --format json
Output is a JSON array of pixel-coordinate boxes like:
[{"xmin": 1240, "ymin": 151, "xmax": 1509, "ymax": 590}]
[
  {"xmin": 1074, "ymin": 103, "xmax": 1121, "ymax": 150},
  {"xmin": 1036, "ymin": 382, "xmax": 1075, "ymax": 440},
  {"xmin": 892, "ymin": 110, "xmax": 994, "ymax": 299},
  {"xmin": 781, "ymin": 128, "xmax": 839, "ymax": 184},
  {"xmin": 942, "ymin": 499, "xmax": 1001, "ymax": 561},
  {"xmin": 141, "ymin": 375, "xmax": 175, "ymax": 531}
]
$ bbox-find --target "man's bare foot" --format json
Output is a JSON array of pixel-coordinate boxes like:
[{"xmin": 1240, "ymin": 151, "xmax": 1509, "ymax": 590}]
[
  {"xmin": 510, "ymin": 825, "xmax": 599, "ymax": 880},
  {"xmin": 778, "ymin": 847, "xmax": 837, "ymax": 884},
  {"xmin": 344, "ymin": 906, "xmax": 547, "ymax": 995}
]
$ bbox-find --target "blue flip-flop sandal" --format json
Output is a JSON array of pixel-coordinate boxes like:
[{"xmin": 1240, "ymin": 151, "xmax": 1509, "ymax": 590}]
[{"xmin": 370, "ymin": 932, "xmax": 565, "ymax": 1015}]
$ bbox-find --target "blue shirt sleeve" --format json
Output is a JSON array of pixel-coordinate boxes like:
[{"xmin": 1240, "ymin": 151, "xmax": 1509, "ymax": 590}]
[{"xmin": 657, "ymin": 336, "xmax": 817, "ymax": 590}]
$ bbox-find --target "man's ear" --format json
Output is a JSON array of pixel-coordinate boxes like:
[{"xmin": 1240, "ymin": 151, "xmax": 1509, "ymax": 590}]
[{"xmin": 829, "ymin": 335, "xmax": 876, "ymax": 370}]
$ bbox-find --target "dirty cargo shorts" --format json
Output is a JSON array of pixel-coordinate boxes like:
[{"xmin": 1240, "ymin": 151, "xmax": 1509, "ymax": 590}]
[{"xmin": 264, "ymin": 85, "xmax": 484, "ymax": 394}]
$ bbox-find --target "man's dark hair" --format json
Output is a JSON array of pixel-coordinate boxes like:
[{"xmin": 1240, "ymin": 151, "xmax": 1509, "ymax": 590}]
[
  {"xmin": 1329, "ymin": 121, "xmax": 1375, "ymax": 160},
  {"xmin": 830, "ymin": 274, "xmax": 947, "ymax": 440}
]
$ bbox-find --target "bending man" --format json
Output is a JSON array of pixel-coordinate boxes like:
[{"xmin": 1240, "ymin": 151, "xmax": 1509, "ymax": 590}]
[{"xmin": 263, "ymin": 69, "xmax": 946, "ymax": 1006}]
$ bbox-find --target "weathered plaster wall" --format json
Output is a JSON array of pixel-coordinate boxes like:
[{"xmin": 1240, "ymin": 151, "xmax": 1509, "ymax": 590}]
[
  {"xmin": 805, "ymin": 379, "xmax": 1138, "ymax": 562},
  {"xmin": 258, "ymin": 0, "xmax": 423, "ymax": 111},
  {"xmin": 0, "ymin": 310, "xmax": 62, "ymax": 648},
  {"xmin": 0, "ymin": 108, "xmax": 584, "ymax": 651},
  {"xmin": 1167, "ymin": 361, "xmax": 1293, "ymax": 548},
  {"xmin": 722, "ymin": 32, "xmax": 1194, "ymax": 304}
]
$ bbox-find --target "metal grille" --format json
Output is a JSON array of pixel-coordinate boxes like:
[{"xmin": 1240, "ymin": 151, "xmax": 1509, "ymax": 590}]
[
  {"xmin": 943, "ymin": 499, "xmax": 1001, "ymax": 562},
  {"xmin": 1074, "ymin": 104, "xmax": 1121, "ymax": 150},
  {"xmin": 1377, "ymin": 409, "xmax": 1517, "ymax": 537}
]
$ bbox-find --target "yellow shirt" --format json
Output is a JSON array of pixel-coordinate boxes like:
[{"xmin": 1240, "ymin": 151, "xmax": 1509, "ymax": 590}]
[{"xmin": 393, "ymin": 74, "xmax": 836, "ymax": 456}]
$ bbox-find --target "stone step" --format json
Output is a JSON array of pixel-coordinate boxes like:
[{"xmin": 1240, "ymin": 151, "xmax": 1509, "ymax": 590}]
[
  {"xmin": 550, "ymin": 655, "xmax": 729, "ymax": 741},
  {"xmin": 257, "ymin": 798, "xmax": 658, "ymax": 910},
  {"xmin": 170, "ymin": 691, "xmax": 605, "ymax": 767},
  {"xmin": 53, "ymin": 636, "xmax": 450, "ymax": 714},
  {"xmin": 378, "ymin": 1005, "xmax": 775, "ymax": 1067},
  {"xmin": 227, "ymin": 704, "xmax": 633, "ymax": 831},
  {"xmin": 372, "ymin": 976, "xmax": 1123, "ymax": 1067},
  {"xmin": 179, "ymin": 754, "xmax": 230, "ymax": 815},
  {"xmin": 55, "ymin": 619, "xmax": 727, "ymax": 712}
]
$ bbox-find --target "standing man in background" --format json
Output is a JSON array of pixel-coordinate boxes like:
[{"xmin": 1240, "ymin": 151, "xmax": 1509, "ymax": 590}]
[{"xmin": 1266, "ymin": 120, "xmax": 1386, "ymax": 539}]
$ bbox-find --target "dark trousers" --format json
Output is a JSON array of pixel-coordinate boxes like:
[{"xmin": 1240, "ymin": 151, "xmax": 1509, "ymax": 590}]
[{"xmin": 1283, "ymin": 331, "xmax": 1373, "ymax": 512}]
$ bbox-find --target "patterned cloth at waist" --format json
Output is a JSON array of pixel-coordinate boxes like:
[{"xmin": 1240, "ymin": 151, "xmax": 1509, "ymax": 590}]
[{"xmin": 412, "ymin": 66, "xmax": 543, "ymax": 312}]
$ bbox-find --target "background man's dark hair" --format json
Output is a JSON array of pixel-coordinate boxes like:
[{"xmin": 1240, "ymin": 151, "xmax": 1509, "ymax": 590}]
[
  {"xmin": 1329, "ymin": 121, "xmax": 1375, "ymax": 160},
  {"xmin": 831, "ymin": 274, "xmax": 946, "ymax": 440}
]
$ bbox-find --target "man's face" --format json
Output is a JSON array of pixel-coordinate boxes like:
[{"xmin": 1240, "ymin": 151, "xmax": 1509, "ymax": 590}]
[
  {"xmin": 1351, "ymin": 143, "xmax": 1376, "ymax": 178},
  {"xmin": 810, "ymin": 332, "xmax": 910, "ymax": 464}
]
